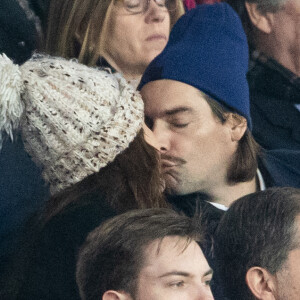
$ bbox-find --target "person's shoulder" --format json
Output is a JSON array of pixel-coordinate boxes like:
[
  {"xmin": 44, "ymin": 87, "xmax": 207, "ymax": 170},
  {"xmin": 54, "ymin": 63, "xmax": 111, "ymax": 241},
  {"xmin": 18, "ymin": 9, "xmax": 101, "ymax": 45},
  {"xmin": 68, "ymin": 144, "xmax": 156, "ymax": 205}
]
[
  {"xmin": 45, "ymin": 192, "xmax": 116, "ymax": 239},
  {"xmin": 259, "ymin": 149, "xmax": 300, "ymax": 188}
]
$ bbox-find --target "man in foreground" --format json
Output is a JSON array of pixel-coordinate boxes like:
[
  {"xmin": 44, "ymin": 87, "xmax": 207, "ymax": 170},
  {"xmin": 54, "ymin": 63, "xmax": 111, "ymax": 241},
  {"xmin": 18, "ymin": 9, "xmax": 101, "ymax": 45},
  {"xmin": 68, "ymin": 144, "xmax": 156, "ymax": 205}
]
[
  {"xmin": 138, "ymin": 7, "xmax": 299, "ymax": 298},
  {"xmin": 214, "ymin": 187, "xmax": 300, "ymax": 300},
  {"xmin": 76, "ymin": 208, "xmax": 214, "ymax": 300}
]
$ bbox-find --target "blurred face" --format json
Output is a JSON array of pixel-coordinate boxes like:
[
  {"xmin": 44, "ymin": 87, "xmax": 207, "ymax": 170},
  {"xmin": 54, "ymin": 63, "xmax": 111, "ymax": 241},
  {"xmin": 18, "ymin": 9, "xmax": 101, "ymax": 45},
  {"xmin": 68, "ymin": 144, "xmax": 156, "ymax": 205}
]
[
  {"xmin": 274, "ymin": 216, "xmax": 300, "ymax": 300},
  {"xmin": 135, "ymin": 237, "xmax": 214, "ymax": 300},
  {"xmin": 141, "ymin": 80, "xmax": 236, "ymax": 195},
  {"xmin": 266, "ymin": 0, "xmax": 300, "ymax": 71},
  {"xmin": 103, "ymin": 0, "xmax": 170, "ymax": 78}
]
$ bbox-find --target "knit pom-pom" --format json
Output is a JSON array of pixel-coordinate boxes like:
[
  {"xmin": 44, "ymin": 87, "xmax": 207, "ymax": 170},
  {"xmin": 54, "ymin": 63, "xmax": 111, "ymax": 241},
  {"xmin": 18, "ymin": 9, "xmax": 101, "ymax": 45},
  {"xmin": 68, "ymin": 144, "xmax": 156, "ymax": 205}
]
[{"xmin": 0, "ymin": 54, "xmax": 24, "ymax": 149}]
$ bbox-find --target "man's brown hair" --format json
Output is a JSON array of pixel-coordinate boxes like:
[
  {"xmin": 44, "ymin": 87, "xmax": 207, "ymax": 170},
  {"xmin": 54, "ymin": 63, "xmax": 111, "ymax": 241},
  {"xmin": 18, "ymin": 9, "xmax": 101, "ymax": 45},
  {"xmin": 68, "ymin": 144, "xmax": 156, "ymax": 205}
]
[
  {"xmin": 202, "ymin": 92, "xmax": 261, "ymax": 184},
  {"xmin": 76, "ymin": 208, "xmax": 203, "ymax": 300}
]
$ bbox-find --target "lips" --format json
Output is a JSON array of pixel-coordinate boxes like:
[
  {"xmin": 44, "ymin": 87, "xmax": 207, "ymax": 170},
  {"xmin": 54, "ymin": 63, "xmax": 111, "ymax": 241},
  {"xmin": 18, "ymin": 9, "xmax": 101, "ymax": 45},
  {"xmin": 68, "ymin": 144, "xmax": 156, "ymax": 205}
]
[
  {"xmin": 161, "ymin": 160, "xmax": 177, "ymax": 168},
  {"xmin": 145, "ymin": 34, "xmax": 167, "ymax": 42},
  {"xmin": 160, "ymin": 154, "xmax": 186, "ymax": 166}
]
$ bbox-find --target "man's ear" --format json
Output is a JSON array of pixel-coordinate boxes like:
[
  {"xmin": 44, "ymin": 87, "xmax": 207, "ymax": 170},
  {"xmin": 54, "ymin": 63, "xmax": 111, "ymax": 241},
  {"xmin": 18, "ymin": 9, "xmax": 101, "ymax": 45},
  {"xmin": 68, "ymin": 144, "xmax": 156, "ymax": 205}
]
[
  {"xmin": 246, "ymin": 267, "xmax": 277, "ymax": 300},
  {"xmin": 245, "ymin": 2, "xmax": 274, "ymax": 34},
  {"xmin": 225, "ymin": 113, "xmax": 247, "ymax": 142},
  {"xmin": 103, "ymin": 290, "xmax": 132, "ymax": 300}
]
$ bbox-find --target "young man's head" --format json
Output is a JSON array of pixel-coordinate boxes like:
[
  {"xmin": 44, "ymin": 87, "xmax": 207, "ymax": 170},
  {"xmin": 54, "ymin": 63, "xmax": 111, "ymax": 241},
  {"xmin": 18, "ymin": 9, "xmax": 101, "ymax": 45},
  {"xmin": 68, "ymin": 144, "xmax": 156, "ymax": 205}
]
[
  {"xmin": 215, "ymin": 187, "xmax": 300, "ymax": 300},
  {"xmin": 76, "ymin": 208, "xmax": 214, "ymax": 300},
  {"xmin": 139, "ymin": 3, "xmax": 260, "ymax": 197},
  {"xmin": 226, "ymin": 0, "xmax": 300, "ymax": 75}
]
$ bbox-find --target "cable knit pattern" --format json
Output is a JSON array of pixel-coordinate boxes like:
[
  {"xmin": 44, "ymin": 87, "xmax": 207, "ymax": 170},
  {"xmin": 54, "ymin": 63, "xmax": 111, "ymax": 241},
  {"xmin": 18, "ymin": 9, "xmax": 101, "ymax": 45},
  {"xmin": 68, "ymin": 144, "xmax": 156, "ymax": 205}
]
[{"xmin": 0, "ymin": 54, "xmax": 144, "ymax": 194}]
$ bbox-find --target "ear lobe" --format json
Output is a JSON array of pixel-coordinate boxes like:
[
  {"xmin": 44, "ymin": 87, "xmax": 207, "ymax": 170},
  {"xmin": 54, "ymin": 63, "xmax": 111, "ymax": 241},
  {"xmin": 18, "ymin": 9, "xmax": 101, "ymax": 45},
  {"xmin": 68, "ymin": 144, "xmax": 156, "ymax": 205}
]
[
  {"xmin": 103, "ymin": 290, "xmax": 132, "ymax": 300},
  {"xmin": 246, "ymin": 267, "xmax": 276, "ymax": 300},
  {"xmin": 225, "ymin": 113, "xmax": 247, "ymax": 142},
  {"xmin": 245, "ymin": 2, "xmax": 274, "ymax": 34}
]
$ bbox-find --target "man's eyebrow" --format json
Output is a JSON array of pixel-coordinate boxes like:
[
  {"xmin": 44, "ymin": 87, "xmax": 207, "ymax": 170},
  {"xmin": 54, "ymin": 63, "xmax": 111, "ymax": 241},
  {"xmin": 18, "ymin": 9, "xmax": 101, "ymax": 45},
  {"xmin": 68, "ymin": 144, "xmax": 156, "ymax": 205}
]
[
  {"xmin": 164, "ymin": 106, "xmax": 193, "ymax": 116},
  {"xmin": 158, "ymin": 271, "xmax": 191, "ymax": 278},
  {"xmin": 203, "ymin": 269, "xmax": 213, "ymax": 277},
  {"xmin": 158, "ymin": 268, "xmax": 213, "ymax": 279}
]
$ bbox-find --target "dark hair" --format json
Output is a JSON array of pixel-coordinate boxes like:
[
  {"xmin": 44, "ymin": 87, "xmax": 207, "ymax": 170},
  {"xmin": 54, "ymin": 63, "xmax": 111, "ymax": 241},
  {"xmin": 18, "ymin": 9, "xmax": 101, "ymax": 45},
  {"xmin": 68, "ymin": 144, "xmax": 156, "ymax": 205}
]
[
  {"xmin": 76, "ymin": 208, "xmax": 203, "ymax": 300},
  {"xmin": 43, "ymin": 129, "xmax": 167, "ymax": 223},
  {"xmin": 214, "ymin": 187, "xmax": 300, "ymax": 300},
  {"xmin": 202, "ymin": 92, "xmax": 261, "ymax": 183},
  {"xmin": 225, "ymin": 0, "xmax": 286, "ymax": 46}
]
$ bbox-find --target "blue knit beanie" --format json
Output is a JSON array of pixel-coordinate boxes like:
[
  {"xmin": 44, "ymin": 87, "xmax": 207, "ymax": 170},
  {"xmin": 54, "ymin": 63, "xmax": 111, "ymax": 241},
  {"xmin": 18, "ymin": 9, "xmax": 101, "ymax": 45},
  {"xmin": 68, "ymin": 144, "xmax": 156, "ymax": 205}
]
[{"xmin": 139, "ymin": 3, "xmax": 252, "ymax": 128}]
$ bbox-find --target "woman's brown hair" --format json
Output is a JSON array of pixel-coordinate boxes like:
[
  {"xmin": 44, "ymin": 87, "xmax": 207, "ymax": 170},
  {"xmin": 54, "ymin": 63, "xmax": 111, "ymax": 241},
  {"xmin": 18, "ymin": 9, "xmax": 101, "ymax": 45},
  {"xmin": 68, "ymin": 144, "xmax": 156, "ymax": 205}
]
[
  {"xmin": 44, "ymin": 0, "xmax": 185, "ymax": 66},
  {"xmin": 43, "ymin": 129, "xmax": 168, "ymax": 224}
]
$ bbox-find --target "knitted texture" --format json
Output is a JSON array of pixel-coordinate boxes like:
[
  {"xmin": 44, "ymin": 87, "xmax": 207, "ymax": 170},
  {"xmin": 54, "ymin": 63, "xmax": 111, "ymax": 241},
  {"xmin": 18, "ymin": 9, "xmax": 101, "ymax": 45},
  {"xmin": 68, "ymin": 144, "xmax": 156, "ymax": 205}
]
[
  {"xmin": 0, "ymin": 54, "xmax": 144, "ymax": 194},
  {"xmin": 0, "ymin": 54, "xmax": 24, "ymax": 145}
]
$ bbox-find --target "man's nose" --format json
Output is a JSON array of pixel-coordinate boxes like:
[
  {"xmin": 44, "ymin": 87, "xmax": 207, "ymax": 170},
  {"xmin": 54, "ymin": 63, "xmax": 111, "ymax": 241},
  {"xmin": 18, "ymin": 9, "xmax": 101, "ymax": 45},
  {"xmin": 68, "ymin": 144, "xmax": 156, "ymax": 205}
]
[{"xmin": 152, "ymin": 121, "xmax": 170, "ymax": 152}]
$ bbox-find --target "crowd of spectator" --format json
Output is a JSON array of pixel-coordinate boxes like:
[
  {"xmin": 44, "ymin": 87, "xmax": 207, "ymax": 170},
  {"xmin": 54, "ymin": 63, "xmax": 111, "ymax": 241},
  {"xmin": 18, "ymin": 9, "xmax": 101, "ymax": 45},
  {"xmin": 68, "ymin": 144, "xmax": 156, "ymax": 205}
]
[{"xmin": 0, "ymin": 1, "xmax": 299, "ymax": 300}]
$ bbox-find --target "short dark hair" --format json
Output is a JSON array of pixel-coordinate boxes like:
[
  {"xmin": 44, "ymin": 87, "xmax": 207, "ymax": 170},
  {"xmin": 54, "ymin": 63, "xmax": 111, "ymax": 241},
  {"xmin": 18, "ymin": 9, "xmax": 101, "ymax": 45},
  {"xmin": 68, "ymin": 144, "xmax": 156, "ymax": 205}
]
[
  {"xmin": 202, "ymin": 92, "xmax": 261, "ymax": 183},
  {"xmin": 225, "ymin": 0, "xmax": 287, "ymax": 46},
  {"xmin": 76, "ymin": 208, "xmax": 203, "ymax": 300},
  {"xmin": 214, "ymin": 187, "xmax": 300, "ymax": 300}
]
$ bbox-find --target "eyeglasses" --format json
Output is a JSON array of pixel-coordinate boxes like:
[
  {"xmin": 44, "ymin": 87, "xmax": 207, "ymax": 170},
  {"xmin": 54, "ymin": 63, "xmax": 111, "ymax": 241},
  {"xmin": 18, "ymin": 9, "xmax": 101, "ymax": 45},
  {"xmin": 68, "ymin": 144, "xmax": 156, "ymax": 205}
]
[{"xmin": 121, "ymin": 0, "xmax": 176, "ymax": 14}]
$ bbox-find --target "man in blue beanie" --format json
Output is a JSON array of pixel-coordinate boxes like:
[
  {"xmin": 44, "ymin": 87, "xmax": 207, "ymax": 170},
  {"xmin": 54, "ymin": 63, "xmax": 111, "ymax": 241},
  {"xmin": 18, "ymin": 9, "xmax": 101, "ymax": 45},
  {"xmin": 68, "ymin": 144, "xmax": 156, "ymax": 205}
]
[
  {"xmin": 139, "ymin": 2, "xmax": 300, "ymax": 244},
  {"xmin": 139, "ymin": 4, "xmax": 300, "ymax": 298}
]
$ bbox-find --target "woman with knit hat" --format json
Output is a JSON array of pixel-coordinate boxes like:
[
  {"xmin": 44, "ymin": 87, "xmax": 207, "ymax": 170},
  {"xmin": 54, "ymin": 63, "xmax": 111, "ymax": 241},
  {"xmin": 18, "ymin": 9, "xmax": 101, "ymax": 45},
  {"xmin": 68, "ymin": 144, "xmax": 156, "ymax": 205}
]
[
  {"xmin": 1, "ymin": 0, "xmax": 183, "ymax": 265},
  {"xmin": 0, "ymin": 54, "xmax": 167, "ymax": 299}
]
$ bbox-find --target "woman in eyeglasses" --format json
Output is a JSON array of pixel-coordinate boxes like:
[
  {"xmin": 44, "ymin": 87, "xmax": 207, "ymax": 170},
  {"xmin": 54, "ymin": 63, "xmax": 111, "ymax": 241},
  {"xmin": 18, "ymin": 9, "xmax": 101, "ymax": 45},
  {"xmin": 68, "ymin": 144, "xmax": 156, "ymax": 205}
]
[{"xmin": 44, "ymin": 0, "xmax": 184, "ymax": 88}]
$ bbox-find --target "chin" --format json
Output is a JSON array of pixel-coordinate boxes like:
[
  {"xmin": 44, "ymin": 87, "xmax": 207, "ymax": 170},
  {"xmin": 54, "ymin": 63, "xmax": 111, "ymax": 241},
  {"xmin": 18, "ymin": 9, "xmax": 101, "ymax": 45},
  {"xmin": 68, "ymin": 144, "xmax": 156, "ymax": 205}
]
[
  {"xmin": 145, "ymin": 47, "xmax": 166, "ymax": 62},
  {"xmin": 164, "ymin": 178, "xmax": 184, "ymax": 196}
]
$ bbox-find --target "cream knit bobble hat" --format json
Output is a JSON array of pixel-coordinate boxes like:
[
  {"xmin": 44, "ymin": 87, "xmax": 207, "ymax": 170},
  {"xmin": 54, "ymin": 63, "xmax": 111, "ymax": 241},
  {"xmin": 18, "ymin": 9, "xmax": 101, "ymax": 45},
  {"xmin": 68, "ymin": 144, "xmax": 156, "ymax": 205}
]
[{"xmin": 0, "ymin": 54, "xmax": 144, "ymax": 195}]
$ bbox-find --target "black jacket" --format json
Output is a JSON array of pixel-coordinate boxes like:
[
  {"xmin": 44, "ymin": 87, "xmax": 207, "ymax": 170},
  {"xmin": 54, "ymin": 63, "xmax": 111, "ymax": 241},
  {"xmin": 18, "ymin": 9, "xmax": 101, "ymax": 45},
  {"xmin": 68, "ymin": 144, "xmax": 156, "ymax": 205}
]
[
  {"xmin": 0, "ymin": 0, "xmax": 49, "ymax": 64},
  {"xmin": 248, "ymin": 51, "xmax": 300, "ymax": 151},
  {"xmin": 0, "ymin": 0, "xmax": 50, "ymax": 274},
  {"xmin": 1, "ymin": 192, "xmax": 116, "ymax": 300},
  {"xmin": 0, "ymin": 136, "xmax": 49, "ymax": 276}
]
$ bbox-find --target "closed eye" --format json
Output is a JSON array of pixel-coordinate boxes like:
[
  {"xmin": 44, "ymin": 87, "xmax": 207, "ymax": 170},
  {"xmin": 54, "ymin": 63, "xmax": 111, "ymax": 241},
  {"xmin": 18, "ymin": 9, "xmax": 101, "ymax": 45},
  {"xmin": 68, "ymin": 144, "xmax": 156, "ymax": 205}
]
[
  {"xmin": 168, "ymin": 280, "xmax": 185, "ymax": 288},
  {"xmin": 170, "ymin": 122, "xmax": 189, "ymax": 128},
  {"xmin": 204, "ymin": 278, "xmax": 212, "ymax": 286}
]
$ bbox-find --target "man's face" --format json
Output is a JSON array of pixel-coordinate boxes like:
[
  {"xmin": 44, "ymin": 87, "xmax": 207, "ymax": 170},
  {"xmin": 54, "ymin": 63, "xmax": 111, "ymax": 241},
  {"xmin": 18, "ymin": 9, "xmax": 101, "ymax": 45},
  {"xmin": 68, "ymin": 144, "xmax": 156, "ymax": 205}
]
[
  {"xmin": 141, "ymin": 79, "xmax": 236, "ymax": 195},
  {"xmin": 274, "ymin": 216, "xmax": 300, "ymax": 300},
  {"xmin": 135, "ymin": 236, "xmax": 214, "ymax": 300},
  {"xmin": 267, "ymin": 0, "xmax": 300, "ymax": 71}
]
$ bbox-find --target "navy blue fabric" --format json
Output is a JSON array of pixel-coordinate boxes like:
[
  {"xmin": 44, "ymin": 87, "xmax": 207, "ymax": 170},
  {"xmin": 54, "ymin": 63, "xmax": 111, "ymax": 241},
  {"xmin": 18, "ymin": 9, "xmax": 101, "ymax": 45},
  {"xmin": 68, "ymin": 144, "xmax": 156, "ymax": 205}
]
[
  {"xmin": 0, "ymin": 135, "xmax": 49, "ymax": 274},
  {"xmin": 0, "ymin": 0, "xmax": 50, "ymax": 277},
  {"xmin": 1, "ymin": 193, "xmax": 116, "ymax": 300},
  {"xmin": 139, "ymin": 3, "xmax": 251, "ymax": 128},
  {"xmin": 248, "ymin": 52, "xmax": 300, "ymax": 151},
  {"xmin": 259, "ymin": 149, "xmax": 300, "ymax": 187}
]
